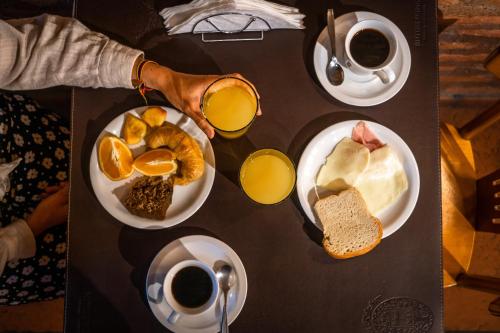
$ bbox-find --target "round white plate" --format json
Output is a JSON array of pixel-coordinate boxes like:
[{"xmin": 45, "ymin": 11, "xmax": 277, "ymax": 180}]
[
  {"xmin": 296, "ymin": 121, "xmax": 419, "ymax": 238},
  {"xmin": 89, "ymin": 106, "xmax": 215, "ymax": 229},
  {"xmin": 314, "ymin": 11, "xmax": 411, "ymax": 106},
  {"xmin": 145, "ymin": 235, "xmax": 248, "ymax": 333}
]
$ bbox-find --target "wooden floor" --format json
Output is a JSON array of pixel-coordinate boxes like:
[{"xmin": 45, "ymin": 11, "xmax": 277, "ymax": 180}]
[
  {"xmin": 0, "ymin": 298, "xmax": 63, "ymax": 332},
  {"xmin": 439, "ymin": 0, "xmax": 500, "ymax": 179}
]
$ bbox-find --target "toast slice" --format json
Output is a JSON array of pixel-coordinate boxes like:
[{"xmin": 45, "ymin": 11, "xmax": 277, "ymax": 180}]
[{"xmin": 314, "ymin": 188, "xmax": 382, "ymax": 259}]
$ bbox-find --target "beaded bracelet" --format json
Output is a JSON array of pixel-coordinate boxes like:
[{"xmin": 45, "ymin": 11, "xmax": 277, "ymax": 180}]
[{"xmin": 134, "ymin": 59, "xmax": 158, "ymax": 104}]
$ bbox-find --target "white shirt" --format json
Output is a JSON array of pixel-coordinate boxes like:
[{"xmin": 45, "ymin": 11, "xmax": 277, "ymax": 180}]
[{"xmin": 0, "ymin": 14, "xmax": 143, "ymax": 276}]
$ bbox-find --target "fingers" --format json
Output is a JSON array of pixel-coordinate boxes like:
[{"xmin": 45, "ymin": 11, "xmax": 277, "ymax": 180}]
[
  {"xmin": 41, "ymin": 182, "xmax": 68, "ymax": 198},
  {"xmin": 229, "ymin": 73, "xmax": 262, "ymax": 116},
  {"xmin": 55, "ymin": 183, "xmax": 70, "ymax": 203},
  {"xmin": 44, "ymin": 185, "xmax": 61, "ymax": 194},
  {"xmin": 176, "ymin": 71, "xmax": 262, "ymax": 138},
  {"xmin": 42, "ymin": 182, "xmax": 69, "ymax": 203},
  {"xmin": 53, "ymin": 203, "xmax": 69, "ymax": 226},
  {"xmin": 229, "ymin": 72, "xmax": 244, "ymax": 80},
  {"xmin": 256, "ymin": 104, "xmax": 262, "ymax": 116},
  {"xmin": 191, "ymin": 111, "xmax": 215, "ymax": 139},
  {"xmin": 229, "ymin": 73, "xmax": 260, "ymax": 96}
]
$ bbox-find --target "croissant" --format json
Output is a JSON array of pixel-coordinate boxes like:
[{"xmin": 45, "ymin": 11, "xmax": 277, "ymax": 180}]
[{"xmin": 146, "ymin": 123, "xmax": 204, "ymax": 185}]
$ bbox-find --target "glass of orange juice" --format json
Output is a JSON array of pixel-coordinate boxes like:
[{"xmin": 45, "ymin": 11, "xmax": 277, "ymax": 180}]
[
  {"xmin": 201, "ymin": 77, "xmax": 259, "ymax": 139},
  {"xmin": 239, "ymin": 149, "xmax": 296, "ymax": 205}
]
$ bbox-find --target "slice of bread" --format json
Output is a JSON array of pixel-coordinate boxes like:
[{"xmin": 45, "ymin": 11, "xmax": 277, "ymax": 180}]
[{"xmin": 314, "ymin": 188, "xmax": 382, "ymax": 259}]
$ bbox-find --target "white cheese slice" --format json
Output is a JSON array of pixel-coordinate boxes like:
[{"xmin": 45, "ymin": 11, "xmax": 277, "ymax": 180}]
[
  {"xmin": 316, "ymin": 138, "xmax": 370, "ymax": 192},
  {"xmin": 356, "ymin": 145, "xmax": 408, "ymax": 214}
]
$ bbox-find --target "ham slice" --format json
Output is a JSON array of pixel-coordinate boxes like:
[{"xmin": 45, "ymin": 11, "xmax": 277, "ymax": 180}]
[{"xmin": 351, "ymin": 121, "xmax": 385, "ymax": 152}]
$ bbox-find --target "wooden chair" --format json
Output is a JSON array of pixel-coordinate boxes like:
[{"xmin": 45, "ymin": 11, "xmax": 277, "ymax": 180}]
[
  {"xmin": 485, "ymin": 46, "xmax": 500, "ymax": 80},
  {"xmin": 442, "ymin": 140, "xmax": 500, "ymax": 318},
  {"xmin": 455, "ymin": 275, "xmax": 500, "ymax": 317},
  {"xmin": 459, "ymin": 99, "xmax": 500, "ymax": 140},
  {"xmin": 476, "ymin": 169, "xmax": 500, "ymax": 233},
  {"xmin": 441, "ymin": 45, "xmax": 500, "ymax": 317}
]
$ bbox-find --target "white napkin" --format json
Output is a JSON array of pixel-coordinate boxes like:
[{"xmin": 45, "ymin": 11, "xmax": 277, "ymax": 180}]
[
  {"xmin": 160, "ymin": 0, "xmax": 300, "ymax": 21},
  {"xmin": 160, "ymin": 0, "xmax": 305, "ymax": 35}
]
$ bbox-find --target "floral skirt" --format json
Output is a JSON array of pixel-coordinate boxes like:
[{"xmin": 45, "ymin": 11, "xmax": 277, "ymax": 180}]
[{"xmin": 0, "ymin": 93, "xmax": 70, "ymax": 305}]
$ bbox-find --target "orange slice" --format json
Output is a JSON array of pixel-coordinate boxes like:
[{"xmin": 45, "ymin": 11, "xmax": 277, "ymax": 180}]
[
  {"xmin": 133, "ymin": 149, "xmax": 178, "ymax": 176},
  {"xmin": 98, "ymin": 135, "xmax": 134, "ymax": 181},
  {"xmin": 141, "ymin": 107, "xmax": 167, "ymax": 128},
  {"xmin": 122, "ymin": 113, "xmax": 148, "ymax": 144}
]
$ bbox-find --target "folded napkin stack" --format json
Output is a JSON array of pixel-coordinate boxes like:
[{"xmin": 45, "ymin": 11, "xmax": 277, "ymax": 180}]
[{"xmin": 159, "ymin": 0, "xmax": 305, "ymax": 35}]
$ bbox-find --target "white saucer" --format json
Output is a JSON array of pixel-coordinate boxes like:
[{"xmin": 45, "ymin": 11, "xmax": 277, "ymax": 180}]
[
  {"xmin": 313, "ymin": 11, "xmax": 411, "ymax": 106},
  {"xmin": 296, "ymin": 121, "xmax": 420, "ymax": 238},
  {"xmin": 146, "ymin": 235, "xmax": 248, "ymax": 333}
]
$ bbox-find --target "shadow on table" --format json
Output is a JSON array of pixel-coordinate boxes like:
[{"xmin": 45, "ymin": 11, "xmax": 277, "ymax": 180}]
[
  {"xmin": 137, "ymin": 29, "xmax": 252, "ymax": 188},
  {"xmin": 65, "ymin": 265, "xmax": 130, "ymax": 332},
  {"xmin": 80, "ymin": 31, "xmax": 224, "ymax": 198},
  {"xmin": 80, "ymin": 94, "xmax": 144, "ymax": 197},
  {"xmin": 80, "ymin": 96, "xmax": 254, "ymax": 201},
  {"xmin": 287, "ymin": 111, "xmax": 375, "ymax": 248},
  {"xmin": 296, "ymin": 0, "xmax": 371, "ymax": 107},
  {"xmin": 296, "ymin": 0, "xmax": 372, "ymax": 83},
  {"xmin": 117, "ymin": 225, "xmax": 219, "ymax": 308},
  {"xmin": 138, "ymin": 33, "xmax": 222, "ymax": 76},
  {"xmin": 211, "ymin": 135, "xmax": 257, "ymax": 187}
]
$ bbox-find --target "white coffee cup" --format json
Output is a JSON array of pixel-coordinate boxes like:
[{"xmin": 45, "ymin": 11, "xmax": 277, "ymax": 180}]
[
  {"xmin": 163, "ymin": 259, "xmax": 219, "ymax": 324},
  {"xmin": 344, "ymin": 19, "xmax": 398, "ymax": 84}
]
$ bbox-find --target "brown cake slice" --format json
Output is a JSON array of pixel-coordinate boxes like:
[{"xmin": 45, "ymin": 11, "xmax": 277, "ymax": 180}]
[{"xmin": 123, "ymin": 176, "xmax": 174, "ymax": 220}]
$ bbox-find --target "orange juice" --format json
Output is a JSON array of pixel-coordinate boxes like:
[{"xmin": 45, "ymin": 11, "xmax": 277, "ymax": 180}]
[
  {"xmin": 240, "ymin": 149, "xmax": 296, "ymax": 205},
  {"xmin": 202, "ymin": 78, "xmax": 258, "ymax": 139}
]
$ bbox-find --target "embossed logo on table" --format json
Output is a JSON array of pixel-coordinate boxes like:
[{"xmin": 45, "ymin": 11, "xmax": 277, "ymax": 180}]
[{"xmin": 363, "ymin": 296, "xmax": 434, "ymax": 333}]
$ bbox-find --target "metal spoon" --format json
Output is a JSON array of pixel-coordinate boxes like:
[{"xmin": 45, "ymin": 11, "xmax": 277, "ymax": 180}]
[
  {"xmin": 326, "ymin": 8, "xmax": 344, "ymax": 86},
  {"xmin": 216, "ymin": 264, "xmax": 235, "ymax": 333}
]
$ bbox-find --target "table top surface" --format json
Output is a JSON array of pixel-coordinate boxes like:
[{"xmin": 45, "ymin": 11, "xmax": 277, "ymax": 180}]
[{"xmin": 65, "ymin": 1, "xmax": 442, "ymax": 332}]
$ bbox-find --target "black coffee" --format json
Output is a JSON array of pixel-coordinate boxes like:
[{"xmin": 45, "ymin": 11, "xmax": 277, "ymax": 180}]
[
  {"xmin": 171, "ymin": 266, "xmax": 213, "ymax": 308},
  {"xmin": 350, "ymin": 29, "xmax": 390, "ymax": 68}
]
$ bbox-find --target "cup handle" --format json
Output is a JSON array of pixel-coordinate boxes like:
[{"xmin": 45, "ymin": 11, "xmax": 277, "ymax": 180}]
[
  {"xmin": 146, "ymin": 282, "xmax": 162, "ymax": 303},
  {"xmin": 374, "ymin": 67, "xmax": 396, "ymax": 84},
  {"xmin": 167, "ymin": 310, "xmax": 180, "ymax": 324}
]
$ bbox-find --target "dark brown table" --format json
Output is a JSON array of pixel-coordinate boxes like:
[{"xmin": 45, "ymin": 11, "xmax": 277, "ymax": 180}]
[{"xmin": 66, "ymin": 1, "xmax": 442, "ymax": 332}]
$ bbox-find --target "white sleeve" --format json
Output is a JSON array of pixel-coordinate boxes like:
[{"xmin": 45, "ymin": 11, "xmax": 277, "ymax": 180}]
[
  {"xmin": 0, "ymin": 14, "xmax": 144, "ymax": 90},
  {"xmin": 0, "ymin": 219, "xmax": 36, "ymax": 277}
]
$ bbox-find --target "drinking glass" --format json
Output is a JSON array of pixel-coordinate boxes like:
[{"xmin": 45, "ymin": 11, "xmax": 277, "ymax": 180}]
[
  {"xmin": 239, "ymin": 148, "xmax": 296, "ymax": 205},
  {"xmin": 201, "ymin": 77, "xmax": 259, "ymax": 139}
]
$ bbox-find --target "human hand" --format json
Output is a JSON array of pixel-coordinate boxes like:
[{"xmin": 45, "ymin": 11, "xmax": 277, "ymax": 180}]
[
  {"xmin": 141, "ymin": 62, "xmax": 262, "ymax": 138},
  {"xmin": 26, "ymin": 182, "xmax": 69, "ymax": 236}
]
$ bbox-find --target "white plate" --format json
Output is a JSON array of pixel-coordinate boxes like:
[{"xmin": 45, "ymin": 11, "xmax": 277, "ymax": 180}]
[
  {"xmin": 89, "ymin": 106, "xmax": 215, "ymax": 229},
  {"xmin": 296, "ymin": 121, "xmax": 419, "ymax": 238},
  {"xmin": 146, "ymin": 235, "xmax": 248, "ymax": 333},
  {"xmin": 314, "ymin": 11, "xmax": 411, "ymax": 106}
]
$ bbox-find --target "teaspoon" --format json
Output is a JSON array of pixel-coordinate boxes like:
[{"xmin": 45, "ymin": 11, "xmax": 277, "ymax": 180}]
[
  {"xmin": 216, "ymin": 264, "xmax": 235, "ymax": 333},
  {"xmin": 326, "ymin": 8, "xmax": 344, "ymax": 86}
]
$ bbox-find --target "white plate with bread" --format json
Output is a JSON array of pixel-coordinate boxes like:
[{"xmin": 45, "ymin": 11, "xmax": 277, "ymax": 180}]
[
  {"xmin": 90, "ymin": 106, "xmax": 215, "ymax": 229},
  {"xmin": 297, "ymin": 121, "xmax": 419, "ymax": 252}
]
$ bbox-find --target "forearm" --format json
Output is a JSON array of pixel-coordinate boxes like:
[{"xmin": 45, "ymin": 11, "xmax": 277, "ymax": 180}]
[{"xmin": 0, "ymin": 14, "xmax": 143, "ymax": 90}]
